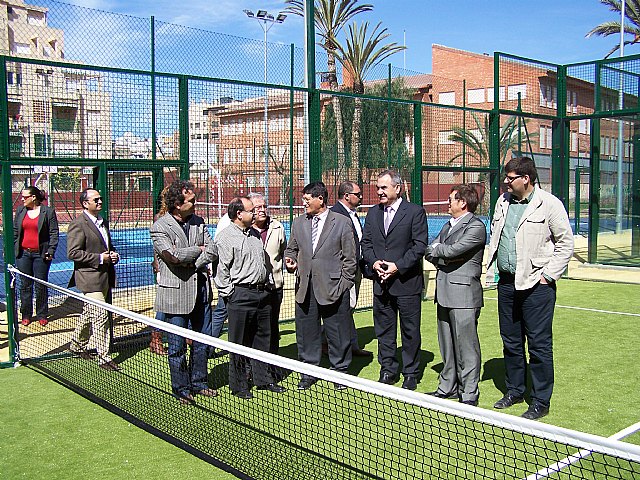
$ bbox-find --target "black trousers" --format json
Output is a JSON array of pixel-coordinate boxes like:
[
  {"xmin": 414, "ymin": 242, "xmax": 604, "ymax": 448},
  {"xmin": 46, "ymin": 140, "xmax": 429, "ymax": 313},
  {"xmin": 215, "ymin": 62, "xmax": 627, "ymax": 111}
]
[
  {"xmin": 498, "ymin": 279, "xmax": 556, "ymax": 406},
  {"xmin": 295, "ymin": 282, "xmax": 352, "ymax": 373},
  {"xmin": 268, "ymin": 287, "xmax": 284, "ymax": 355},
  {"xmin": 226, "ymin": 286, "xmax": 273, "ymax": 392},
  {"xmin": 373, "ymin": 291, "xmax": 422, "ymax": 377}
]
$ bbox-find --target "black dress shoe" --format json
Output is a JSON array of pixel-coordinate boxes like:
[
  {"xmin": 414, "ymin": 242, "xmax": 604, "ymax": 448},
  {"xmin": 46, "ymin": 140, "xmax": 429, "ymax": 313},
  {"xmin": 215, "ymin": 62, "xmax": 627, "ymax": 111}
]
[
  {"xmin": 297, "ymin": 376, "xmax": 318, "ymax": 390},
  {"xmin": 99, "ymin": 361, "xmax": 121, "ymax": 372},
  {"xmin": 494, "ymin": 393, "xmax": 524, "ymax": 409},
  {"xmin": 334, "ymin": 382, "xmax": 347, "ymax": 391},
  {"xmin": 521, "ymin": 403, "xmax": 549, "ymax": 420},
  {"xmin": 426, "ymin": 391, "xmax": 458, "ymax": 399},
  {"xmin": 401, "ymin": 376, "xmax": 418, "ymax": 390},
  {"xmin": 352, "ymin": 348, "xmax": 373, "ymax": 357},
  {"xmin": 461, "ymin": 399, "xmax": 478, "ymax": 406},
  {"xmin": 378, "ymin": 371, "xmax": 398, "ymax": 385},
  {"xmin": 257, "ymin": 383, "xmax": 286, "ymax": 393},
  {"xmin": 233, "ymin": 390, "xmax": 254, "ymax": 400}
]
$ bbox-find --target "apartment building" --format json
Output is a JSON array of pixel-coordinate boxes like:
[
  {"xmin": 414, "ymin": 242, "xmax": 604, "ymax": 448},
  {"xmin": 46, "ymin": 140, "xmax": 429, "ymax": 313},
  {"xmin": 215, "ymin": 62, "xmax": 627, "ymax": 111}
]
[{"xmin": 2, "ymin": 0, "xmax": 112, "ymax": 160}]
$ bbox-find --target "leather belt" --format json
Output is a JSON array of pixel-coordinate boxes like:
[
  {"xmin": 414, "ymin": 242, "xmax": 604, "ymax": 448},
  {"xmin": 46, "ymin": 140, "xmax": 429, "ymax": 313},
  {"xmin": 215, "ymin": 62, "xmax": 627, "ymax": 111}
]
[
  {"xmin": 22, "ymin": 247, "xmax": 39, "ymax": 253},
  {"xmin": 235, "ymin": 283, "xmax": 267, "ymax": 291}
]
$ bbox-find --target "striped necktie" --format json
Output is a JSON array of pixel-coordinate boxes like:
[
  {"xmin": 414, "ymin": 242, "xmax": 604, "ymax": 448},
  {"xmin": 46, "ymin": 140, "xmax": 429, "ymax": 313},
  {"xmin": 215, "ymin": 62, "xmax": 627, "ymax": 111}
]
[{"xmin": 311, "ymin": 216, "xmax": 320, "ymax": 251}]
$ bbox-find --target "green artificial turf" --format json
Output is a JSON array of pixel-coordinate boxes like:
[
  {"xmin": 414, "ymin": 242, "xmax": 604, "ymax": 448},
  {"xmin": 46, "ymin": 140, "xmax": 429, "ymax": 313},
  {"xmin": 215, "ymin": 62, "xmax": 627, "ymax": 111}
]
[
  {"xmin": 1, "ymin": 279, "xmax": 638, "ymax": 479},
  {"xmin": 0, "ymin": 367, "xmax": 238, "ymax": 479}
]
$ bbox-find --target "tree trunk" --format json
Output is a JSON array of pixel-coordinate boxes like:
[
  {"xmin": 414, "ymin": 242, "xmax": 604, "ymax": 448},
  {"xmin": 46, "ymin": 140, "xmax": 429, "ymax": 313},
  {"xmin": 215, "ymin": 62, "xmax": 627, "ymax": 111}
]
[
  {"xmin": 327, "ymin": 50, "xmax": 346, "ymax": 171},
  {"xmin": 351, "ymin": 96, "xmax": 363, "ymax": 177}
]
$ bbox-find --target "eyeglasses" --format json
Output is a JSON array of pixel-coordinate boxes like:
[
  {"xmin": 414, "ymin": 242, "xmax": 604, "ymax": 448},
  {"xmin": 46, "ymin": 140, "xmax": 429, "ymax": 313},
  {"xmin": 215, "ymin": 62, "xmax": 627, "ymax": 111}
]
[
  {"xmin": 21, "ymin": 195, "xmax": 34, "ymax": 199},
  {"xmin": 241, "ymin": 209, "xmax": 255, "ymax": 214},
  {"xmin": 448, "ymin": 196, "xmax": 460, "ymax": 204},
  {"xmin": 348, "ymin": 192, "xmax": 362, "ymax": 198},
  {"xmin": 253, "ymin": 204, "xmax": 266, "ymax": 211},
  {"xmin": 89, "ymin": 197, "xmax": 103, "ymax": 203},
  {"xmin": 504, "ymin": 175, "xmax": 523, "ymax": 184}
]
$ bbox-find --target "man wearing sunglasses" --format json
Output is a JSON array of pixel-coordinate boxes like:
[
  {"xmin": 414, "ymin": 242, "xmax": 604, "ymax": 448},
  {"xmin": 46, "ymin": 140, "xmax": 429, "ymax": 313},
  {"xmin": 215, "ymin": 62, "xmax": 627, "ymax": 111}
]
[
  {"xmin": 486, "ymin": 157, "xmax": 574, "ymax": 420},
  {"xmin": 67, "ymin": 188, "xmax": 120, "ymax": 371}
]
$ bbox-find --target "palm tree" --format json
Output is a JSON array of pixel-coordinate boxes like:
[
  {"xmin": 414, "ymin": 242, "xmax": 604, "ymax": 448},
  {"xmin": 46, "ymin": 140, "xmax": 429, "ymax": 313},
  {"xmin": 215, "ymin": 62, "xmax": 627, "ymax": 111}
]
[
  {"xmin": 333, "ymin": 21, "xmax": 405, "ymax": 172},
  {"xmin": 448, "ymin": 113, "xmax": 534, "ymax": 167},
  {"xmin": 284, "ymin": 0, "xmax": 373, "ymax": 163},
  {"xmin": 586, "ymin": 0, "xmax": 640, "ymax": 58}
]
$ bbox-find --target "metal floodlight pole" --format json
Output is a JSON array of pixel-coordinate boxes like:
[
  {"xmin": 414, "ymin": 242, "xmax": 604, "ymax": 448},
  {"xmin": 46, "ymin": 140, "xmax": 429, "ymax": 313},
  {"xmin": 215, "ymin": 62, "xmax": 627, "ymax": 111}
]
[
  {"xmin": 244, "ymin": 9, "xmax": 287, "ymax": 203},
  {"xmin": 616, "ymin": 0, "xmax": 626, "ymax": 234}
]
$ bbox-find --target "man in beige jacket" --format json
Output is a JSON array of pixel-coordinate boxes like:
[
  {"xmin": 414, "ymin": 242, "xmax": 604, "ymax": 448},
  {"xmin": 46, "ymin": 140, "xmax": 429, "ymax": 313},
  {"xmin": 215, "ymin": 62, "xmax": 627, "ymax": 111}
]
[
  {"xmin": 486, "ymin": 157, "xmax": 574, "ymax": 420},
  {"xmin": 249, "ymin": 193, "xmax": 287, "ymax": 355}
]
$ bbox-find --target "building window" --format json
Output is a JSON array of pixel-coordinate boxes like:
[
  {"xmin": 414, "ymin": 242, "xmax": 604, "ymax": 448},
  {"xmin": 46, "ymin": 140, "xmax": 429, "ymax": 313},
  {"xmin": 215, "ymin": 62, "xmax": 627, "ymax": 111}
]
[
  {"xmin": 508, "ymin": 84, "xmax": 527, "ymax": 101},
  {"xmin": 27, "ymin": 11, "xmax": 46, "ymax": 26},
  {"xmin": 571, "ymin": 131, "xmax": 578, "ymax": 152},
  {"xmin": 439, "ymin": 92, "xmax": 455, "ymax": 105},
  {"xmin": 578, "ymin": 119, "xmax": 590, "ymax": 134},
  {"xmin": 467, "ymin": 88, "xmax": 485, "ymax": 104},
  {"xmin": 539, "ymin": 126, "xmax": 552, "ymax": 149},
  {"xmin": 539, "ymin": 83, "xmax": 556, "ymax": 109},
  {"xmin": 438, "ymin": 130, "xmax": 455, "ymax": 145},
  {"xmin": 487, "ymin": 86, "xmax": 506, "ymax": 102},
  {"xmin": 14, "ymin": 43, "xmax": 31, "ymax": 55},
  {"xmin": 567, "ymin": 90, "xmax": 578, "ymax": 114}
]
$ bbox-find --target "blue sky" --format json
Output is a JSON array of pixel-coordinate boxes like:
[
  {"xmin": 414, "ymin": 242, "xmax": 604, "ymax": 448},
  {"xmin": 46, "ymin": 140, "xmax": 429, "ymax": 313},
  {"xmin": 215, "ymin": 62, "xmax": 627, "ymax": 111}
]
[{"xmin": 66, "ymin": 0, "xmax": 631, "ymax": 73}]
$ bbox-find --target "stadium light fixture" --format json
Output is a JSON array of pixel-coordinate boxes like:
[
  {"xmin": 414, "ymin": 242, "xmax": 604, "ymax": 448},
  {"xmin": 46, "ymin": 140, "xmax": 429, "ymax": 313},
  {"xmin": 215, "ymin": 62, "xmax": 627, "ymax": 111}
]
[{"xmin": 242, "ymin": 8, "xmax": 287, "ymax": 203}]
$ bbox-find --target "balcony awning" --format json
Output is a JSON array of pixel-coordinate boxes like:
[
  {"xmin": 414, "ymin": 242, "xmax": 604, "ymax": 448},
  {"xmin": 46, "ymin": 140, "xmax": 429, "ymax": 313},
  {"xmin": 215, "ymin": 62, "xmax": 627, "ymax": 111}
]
[{"xmin": 52, "ymin": 101, "xmax": 78, "ymax": 108}]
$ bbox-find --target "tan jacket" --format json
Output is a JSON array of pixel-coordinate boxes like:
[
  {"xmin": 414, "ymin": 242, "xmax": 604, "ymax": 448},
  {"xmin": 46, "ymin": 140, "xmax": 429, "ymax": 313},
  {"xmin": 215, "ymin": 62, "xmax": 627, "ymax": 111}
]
[
  {"xmin": 262, "ymin": 218, "xmax": 287, "ymax": 289},
  {"xmin": 486, "ymin": 187, "xmax": 574, "ymax": 290}
]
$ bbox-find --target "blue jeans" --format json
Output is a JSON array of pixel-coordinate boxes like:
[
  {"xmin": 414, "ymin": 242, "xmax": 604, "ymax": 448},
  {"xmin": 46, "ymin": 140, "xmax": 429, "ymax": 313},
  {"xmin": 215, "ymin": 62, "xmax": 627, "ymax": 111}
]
[
  {"xmin": 164, "ymin": 286, "xmax": 210, "ymax": 397},
  {"xmin": 16, "ymin": 250, "xmax": 51, "ymax": 319},
  {"xmin": 210, "ymin": 295, "xmax": 227, "ymax": 338}
]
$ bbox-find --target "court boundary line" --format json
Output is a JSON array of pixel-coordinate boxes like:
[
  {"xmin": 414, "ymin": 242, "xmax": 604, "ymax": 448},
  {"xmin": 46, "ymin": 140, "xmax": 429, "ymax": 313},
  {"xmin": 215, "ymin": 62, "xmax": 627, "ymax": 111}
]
[
  {"xmin": 484, "ymin": 297, "xmax": 640, "ymax": 317},
  {"xmin": 524, "ymin": 421, "xmax": 640, "ymax": 480}
]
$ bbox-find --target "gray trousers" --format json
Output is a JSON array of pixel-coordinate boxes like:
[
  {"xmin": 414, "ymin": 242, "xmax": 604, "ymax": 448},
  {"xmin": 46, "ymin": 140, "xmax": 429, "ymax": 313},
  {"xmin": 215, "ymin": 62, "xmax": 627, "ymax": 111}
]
[{"xmin": 435, "ymin": 305, "xmax": 481, "ymax": 402}]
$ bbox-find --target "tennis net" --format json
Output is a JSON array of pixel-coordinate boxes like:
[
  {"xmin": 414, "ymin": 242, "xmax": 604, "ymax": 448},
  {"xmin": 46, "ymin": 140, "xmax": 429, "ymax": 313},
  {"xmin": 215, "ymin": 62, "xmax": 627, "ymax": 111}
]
[{"xmin": 8, "ymin": 266, "xmax": 640, "ymax": 479}]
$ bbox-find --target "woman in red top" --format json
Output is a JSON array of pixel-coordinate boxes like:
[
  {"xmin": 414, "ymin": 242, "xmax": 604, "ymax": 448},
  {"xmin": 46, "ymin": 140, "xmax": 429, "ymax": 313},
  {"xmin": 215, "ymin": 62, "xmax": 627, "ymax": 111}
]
[{"xmin": 13, "ymin": 186, "xmax": 59, "ymax": 326}]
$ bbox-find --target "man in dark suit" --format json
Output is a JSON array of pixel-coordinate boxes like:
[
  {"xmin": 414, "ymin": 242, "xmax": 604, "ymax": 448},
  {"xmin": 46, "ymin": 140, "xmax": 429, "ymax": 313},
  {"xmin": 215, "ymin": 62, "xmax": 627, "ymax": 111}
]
[
  {"xmin": 330, "ymin": 180, "xmax": 372, "ymax": 357},
  {"xmin": 284, "ymin": 181, "xmax": 357, "ymax": 390},
  {"xmin": 150, "ymin": 180, "xmax": 218, "ymax": 405},
  {"xmin": 361, "ymin": 170, "xmax": 428, "ymax": 390},
  {"xmin": 426, "ymin": 184, "xmax": 486, "ymax": 405},
  {"xmin": 67, "ymin": 188, "xmax": 120, "ymax": 371}
]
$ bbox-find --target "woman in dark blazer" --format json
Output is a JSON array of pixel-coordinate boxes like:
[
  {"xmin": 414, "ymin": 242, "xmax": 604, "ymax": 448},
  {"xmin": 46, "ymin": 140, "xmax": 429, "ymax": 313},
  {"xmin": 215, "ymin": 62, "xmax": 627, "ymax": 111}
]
[{"xmin": 13, "ymin": 186, "xmax": 59, "ymax": 326}]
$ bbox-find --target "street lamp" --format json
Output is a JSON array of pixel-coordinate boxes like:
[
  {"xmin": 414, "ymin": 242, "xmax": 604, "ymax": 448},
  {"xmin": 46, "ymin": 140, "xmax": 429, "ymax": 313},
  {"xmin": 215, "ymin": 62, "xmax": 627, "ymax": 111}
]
[
  {"xmin": 35, "ymin": 68, "xmax": 54, "ymax": 157},
  {"xmin": 243, "ymin": 8, "xmax": 286, "ymax": 203}
]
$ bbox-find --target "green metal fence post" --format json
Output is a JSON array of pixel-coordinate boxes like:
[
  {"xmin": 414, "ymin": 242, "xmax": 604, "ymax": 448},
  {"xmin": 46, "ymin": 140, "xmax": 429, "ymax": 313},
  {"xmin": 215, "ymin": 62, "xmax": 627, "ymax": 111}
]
[
  {"xmin": 412, "ymin": 102, "xmax": 422, "ymax": 205},
  {"xmin": 489, "ymin": 54, "xmax": 501, "ymax": 215},
  {"xmin": 588, "ymin": 62, "xmax": 602, "ymax": 263},
  {"xmin": 151, "ymin": 16, "xmax": 156, "ymax": 165},
  {"xmin": 178, "ymin": 75, "xmax": 189, "ymax": 179},
  {"xmin": 1, "ymin": 55, "xmax": 17, "ymax": 363},
  {"xmin": 632, "ymin": 124, "xmax": 640, "ymax": 255},
  {"xmin": 305, "ymin": 0, "xmax": 321, "ymax": 182},
  {"xmin": 387, "ymin": 63, "xmax": 392, "ymax": 167},
  {"xmin": 552, "ymin": 64, "xmax": 569, "ymax": 206},
  {"xmin": 575, "ymin": 166, "xmax": 581, "ymax": 235},
  {"xmin": 289, "ymin": 43, "xmax": 295, "ymax": 227}
]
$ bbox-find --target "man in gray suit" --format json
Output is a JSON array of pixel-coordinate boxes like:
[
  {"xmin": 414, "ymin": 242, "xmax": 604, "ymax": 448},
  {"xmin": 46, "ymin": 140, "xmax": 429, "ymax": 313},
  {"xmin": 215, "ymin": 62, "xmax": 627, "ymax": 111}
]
[
  {"xmin": 284, "ymin": 181, "xmax": 357, "ymax": 390},
  {"xmin": 426, "ymin": 184, "xmax": 486, "ymax": 406},
  {"xmin": 150, "ymin": 180, "xmax": 218, "ymax": 405}
]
